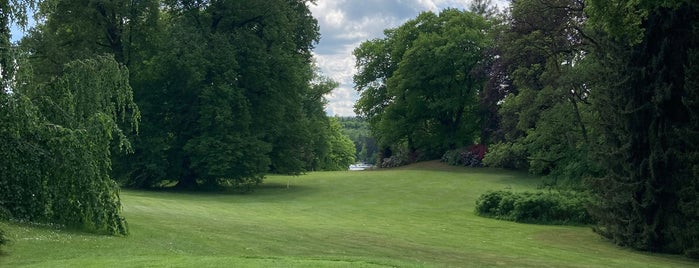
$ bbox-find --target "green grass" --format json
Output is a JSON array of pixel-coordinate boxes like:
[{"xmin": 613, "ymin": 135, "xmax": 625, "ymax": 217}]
[{"xmin": 1, "ymin": 161, "xmax": 696, "ymax": 267}]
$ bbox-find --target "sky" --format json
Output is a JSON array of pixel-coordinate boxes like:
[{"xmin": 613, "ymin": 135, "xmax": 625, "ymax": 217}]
[
  {"xmin": 310, "ymin": 0, "xmax": 508, "ymax": 117},
  {"xmin": 10, "ymin": 1, "xmax": 508, "ymax": 117}
]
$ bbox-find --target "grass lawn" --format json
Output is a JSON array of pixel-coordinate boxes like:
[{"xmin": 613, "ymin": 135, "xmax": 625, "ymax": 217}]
[{"xmin": 1, "ymin": 161, "xmax": 696, "ymax": 267}]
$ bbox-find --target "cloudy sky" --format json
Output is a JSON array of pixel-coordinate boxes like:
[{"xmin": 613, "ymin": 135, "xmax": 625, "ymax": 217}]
[{"xmin": 310, "ymin": 0, "xmax": 508, "ymax": 116}]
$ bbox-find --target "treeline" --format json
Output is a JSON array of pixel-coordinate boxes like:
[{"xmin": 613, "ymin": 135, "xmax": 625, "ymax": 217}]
[
  {"xmin": 354, "ymin": 0, "xmax": 698, "ymax": 258},
  {"xmin": 1, "ymin": 0, "xmax": 354, "ymax": 236},
  {"xmin": 337, "ymin": 117, "xmax": 378, "ymax": 163}
]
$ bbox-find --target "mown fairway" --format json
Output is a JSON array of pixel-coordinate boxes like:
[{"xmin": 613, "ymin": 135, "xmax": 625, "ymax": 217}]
[{"xmin": 1, "ymin": 162, "xmax": 696, "ymax": 267}]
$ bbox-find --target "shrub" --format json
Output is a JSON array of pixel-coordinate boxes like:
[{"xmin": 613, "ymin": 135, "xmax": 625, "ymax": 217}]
[
  {"xmin": 475, "ymin": 190, "xmax": 593, "ymax": 225},
  {"xmin": 380, "ymin": 152, "xmax": 411, "ymax": 168},
  {"xmin": 441, "ymin": 144, "xmax": 487, "ymax": 167},
  {"xmin": 482, "ymin": 142, "xmax": 528, "ymax": 170},
  {"xmin": 441, "ymin": 150, "xmax": 461, "ymax": 166},
  {"xmin": 475, "ymin": 191, "xmax": 509, "ymax": 215}
]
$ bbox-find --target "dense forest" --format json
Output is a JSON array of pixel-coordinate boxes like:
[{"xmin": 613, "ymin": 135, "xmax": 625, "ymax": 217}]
[
  {"xmin": 354, "ymin": 0, "xmax": 698, "ymax": 258},
  {"xmin": 1, "ymin": 0, "xmax": 698, "ymax": 259}
]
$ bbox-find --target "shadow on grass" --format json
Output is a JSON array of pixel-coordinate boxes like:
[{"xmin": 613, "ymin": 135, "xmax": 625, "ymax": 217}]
[
  {"xmin": 122, "ymin": 181, "xmax": 317, "ymax": 203},
  {"xmin": 389, "ymin": 160, "xmax": 529, "ymax": 175}
]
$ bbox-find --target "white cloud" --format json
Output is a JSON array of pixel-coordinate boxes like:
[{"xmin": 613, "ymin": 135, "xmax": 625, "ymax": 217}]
[
  {"xmin": 325, "ymin": 86, "xmax": 359, "ymax": 116},
  {"xmin": 416, "ymin": 0, "xmax": 439, "ymax": 11},
  {"xmin": 324, "ymin": 9, "xmax": 346, "ymax": 28},
  {"xmin": 314, "ymin": 51, "xmax": 355, "ymax": 84}
]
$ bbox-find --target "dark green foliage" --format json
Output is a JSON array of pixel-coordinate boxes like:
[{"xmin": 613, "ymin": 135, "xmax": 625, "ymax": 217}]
[
  {"xmin": 324, "ymin": 118, "xmax": 357, "ymax": 171},
  {"xmin": 482, "ymin": 142, "xmax": 528, "ymax": 170},
  {"xmin": 354, "ymin": 9, "xmax": 491, "ymax": 163},
  {"xmin": 486, "ymin": 0, "xmax": 593, "ymax": 184},
  {"xmin": 337, "ymin": 117, "xmax": 379, "ymax": 164},
  {"xmin": 104, "ymin": 0, "xmax": 333, "ymax": 188},
  {"xmin": 0, "ymin": 56, "xmax": 136, "ymax": 235},
  {"xmin": 441, "ymin": 145, "xmax": 486, "ymax": 167},
  {"xmin": 441, "ymin": 150, "xmax": 463, "ymax": 166},
  {"xmin": 586, "ymin": 0, "xmax": 699, "ymax": 258},
  {"xmin": 475, "ymin": 190, "xmax": 593, "ymax": 225},
  {"xmin": 21, "ymin": 0, "xmax": 348, "ymax": 191}
]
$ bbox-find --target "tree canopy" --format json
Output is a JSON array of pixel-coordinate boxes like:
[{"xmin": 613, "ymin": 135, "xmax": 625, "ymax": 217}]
[{"xmin": 354, "ymin": 9, "xmax": 491, "ymax": 160}]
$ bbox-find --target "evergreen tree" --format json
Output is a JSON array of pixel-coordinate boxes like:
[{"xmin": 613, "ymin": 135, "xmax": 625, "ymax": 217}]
[{"xmin": 587, "ymin": 0, "xmax": 699, "ymax": 257}]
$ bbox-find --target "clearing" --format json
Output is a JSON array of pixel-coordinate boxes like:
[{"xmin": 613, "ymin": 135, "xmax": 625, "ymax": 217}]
[{"xmin": 1, "ymin": 161, "xmax": 696, "ymax": 267}]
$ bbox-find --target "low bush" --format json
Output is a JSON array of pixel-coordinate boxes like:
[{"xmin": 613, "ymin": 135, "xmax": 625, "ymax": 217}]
[
  {"xmin": 482, "ymin": 142, "xmax": 528, "ymax": 170},
  {"xmin": 475, "ymin": 190, "xmax": 593, "ymax": 225},
  {"xmin": 381, "ymin": 152, "xmax": 411, "ymax": 168},
  {"xmin": 441, "ymin": 144, "xmax": 487, "ymax": 167}
]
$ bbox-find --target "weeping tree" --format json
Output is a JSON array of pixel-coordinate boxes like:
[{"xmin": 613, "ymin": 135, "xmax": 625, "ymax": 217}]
[{"xmin": 0, "ymin": 56, "xmax": 138, "ymax": 235}]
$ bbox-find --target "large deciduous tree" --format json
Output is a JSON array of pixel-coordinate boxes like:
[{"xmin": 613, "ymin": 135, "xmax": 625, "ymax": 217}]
[
  {"xmin": 112, "ymin": 0, "xmax": 337, "ymax": 188},
  {"xmin": 354, "ymin": 9, "xmax": 491, "ymax": 161},
  {"xmin": 482, "ymin": 0, "xmax": 596, "ymax": 185}
]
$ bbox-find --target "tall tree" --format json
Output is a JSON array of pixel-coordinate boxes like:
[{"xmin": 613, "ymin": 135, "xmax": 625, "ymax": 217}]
[
  {"xmin": 22, "ymin": 0, "xmax": 159, "ymax": 73},
  {"xmin": 586, "ymin": 0, "xmax": 699, "ymax": 257},
  {"xmin": 1, "ymin": 56, "xmax": 137, "ymax": 235},
  {"xmin": 116, "ymin": 0, "xmax": 323, "ymax": 188},
  {"xmin": 1, "ymin": 0, "xmax": 33, "ymax": 243},
  {"xmin": 484, "ymin": 0, "xmax": 595, "ymax": 184},
  {"xmin": 354, "ymin": 9, "xmax": 491, "ymax": 161},
  {"xmin": 301, "ymin": 75, "xmax": 357, "ymax": 171}
]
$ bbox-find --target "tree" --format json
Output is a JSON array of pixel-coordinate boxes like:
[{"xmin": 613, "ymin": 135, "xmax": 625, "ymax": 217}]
[
  {"xmin": 300, "ymin": 75, "xmax": 357, "ymax": 171},
  {"xmin": 1, "ymin": 56, "xmax": 138, "ymax": 235},
  {"xmin": 354, "ymin": 9, "xmax": 491, "ymax": 162},
  {"xmin": 22, "ymin": 0, "xmax": 159, "ymax": 75},
  {"xmin": 113, "ymin": 0, "xmax": 325, "ymax": 188},
  {"xmin": 322, "ymin": 117, "xmax": 356, "ymax": 170},
  {"xmin": 1, "ymin": 0, "xmax": 34, "ymax": 246},
  {"xmin": 586, "ymin": 0, "xmax": 699, "ymax": 257},
  {"xmin": 485, "ymin": 0, "xmax": 595, "ymax": 185}
]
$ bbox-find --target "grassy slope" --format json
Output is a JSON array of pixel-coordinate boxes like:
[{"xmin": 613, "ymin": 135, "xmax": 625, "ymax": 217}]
[{"xmin": 1, "ymin": 161, "xmax": 696, "ymax": 267}]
